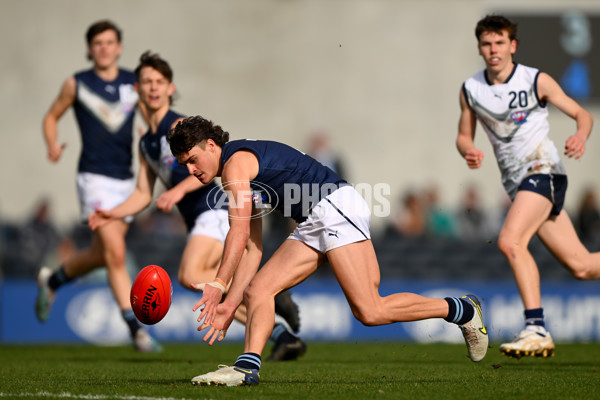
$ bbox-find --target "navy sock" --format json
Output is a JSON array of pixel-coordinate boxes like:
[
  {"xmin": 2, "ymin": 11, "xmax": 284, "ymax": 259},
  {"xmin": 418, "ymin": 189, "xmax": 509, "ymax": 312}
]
[
  {"xmin": 122, "ymin": 309, "xmax": 141, "ymax": 337},
  {"xmin": 444, "ymin": 297, "xmax": 475, "ymax": 325},
  {"xmin": 48, "ymin": 266, "xmax": 73, "ymax": 291},
  {"xmin": 234, "ymin": 353, "xmax": 262, "ymax": 370},
  {"xmin": 270, "ymin": 323, "xmax": 296, "ymax": 344},
  {"xmin": 525, "ymin": 308, "xmax": 545, "ymax": 329}
]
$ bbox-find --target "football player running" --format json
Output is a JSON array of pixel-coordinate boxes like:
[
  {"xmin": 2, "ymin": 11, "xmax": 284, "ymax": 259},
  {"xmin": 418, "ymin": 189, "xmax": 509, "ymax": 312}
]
[{"xmin": 457, "ymin": 15, "xmax": 600, "ymax": 358}]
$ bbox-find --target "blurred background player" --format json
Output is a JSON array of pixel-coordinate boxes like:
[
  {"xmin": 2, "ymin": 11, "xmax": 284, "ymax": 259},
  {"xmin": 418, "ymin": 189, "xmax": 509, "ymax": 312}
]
[
  {"xmin": 89, "ymin": 51, "xmax": 305, "ymax": 361},
  {"xmin": 37, "ymin": 20, "xmax": 160, "ymax": 352},
  {"xmin": 307, "ymin": 130, "xmax": 347, "ymax": 180},
  {"xmin": 456, "ymin": 14, "xmax": 600, "ymax": 358},
  {"xmin": 576, "ymin": 186, "xmax": 600, "ymax": 242}
]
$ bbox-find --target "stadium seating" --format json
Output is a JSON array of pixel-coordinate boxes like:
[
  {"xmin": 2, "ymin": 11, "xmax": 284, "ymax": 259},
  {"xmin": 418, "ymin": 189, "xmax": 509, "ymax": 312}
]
[{"xmin": 2, "ymin": 220, "xmax": 598, "ymax": 281}]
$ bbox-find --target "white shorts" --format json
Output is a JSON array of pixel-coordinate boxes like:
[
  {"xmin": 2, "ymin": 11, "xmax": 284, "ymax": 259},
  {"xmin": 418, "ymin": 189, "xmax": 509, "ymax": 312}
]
[
  {"xmin": 188, "ymin": 209, "xmax": 229, "ymax": 243},
  {"xmin": 288, "ymin": 185, "xmax": 371, "ymax": 253},
  {"xmin": 76, "ymin": 172, "xmax": 135, "ymax": 223}
]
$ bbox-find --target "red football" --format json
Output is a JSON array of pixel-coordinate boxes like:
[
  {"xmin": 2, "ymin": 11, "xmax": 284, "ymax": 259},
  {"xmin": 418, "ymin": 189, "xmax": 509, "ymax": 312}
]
[{"xmin": 130, "ymin": 265, "xmax": 172, "ymax": 325}]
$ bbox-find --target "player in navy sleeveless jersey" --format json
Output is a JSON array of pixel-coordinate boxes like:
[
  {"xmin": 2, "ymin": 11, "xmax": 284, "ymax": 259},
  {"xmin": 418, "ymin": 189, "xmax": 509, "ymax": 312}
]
[
  {"xmin": 89, "ymin": 52, "xmax": 306, "ymax": 361},
  {"xmin": 37, "ymin": 21, "xmax": 160, "ymax": 352},
  {"xmin": 457, "ymin": 15, "xmax": 600, "ymax": 358},
  {"xmin": 166, "ymin": 116, "xmax": 488, "ymax": 386}
]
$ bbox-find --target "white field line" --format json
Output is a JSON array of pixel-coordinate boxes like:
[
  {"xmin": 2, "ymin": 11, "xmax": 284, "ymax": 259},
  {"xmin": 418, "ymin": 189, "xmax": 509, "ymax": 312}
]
[{"xmin": 0, "ymin": 392, "xmax": 212, "ymax": 400}]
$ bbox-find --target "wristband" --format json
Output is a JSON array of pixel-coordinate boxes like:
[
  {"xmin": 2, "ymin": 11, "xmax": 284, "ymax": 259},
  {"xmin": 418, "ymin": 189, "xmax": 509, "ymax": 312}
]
[
  {"xmin": 214, "ymin": 277, "xmax": 227, "ymax": 288},
  {"xmin": 206, "ymin": 280, "xmax": 226, "ymax": 294}
]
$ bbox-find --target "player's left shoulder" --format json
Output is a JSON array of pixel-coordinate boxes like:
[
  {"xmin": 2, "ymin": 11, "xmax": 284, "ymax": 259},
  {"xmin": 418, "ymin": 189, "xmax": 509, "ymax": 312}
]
[
  {"xmin": 535, "ymin": 71, "xmax": 562, "ymax": 99},
  {"xmin": 227, "ymin": 149, "xmax": 259, "ymax": 172}
]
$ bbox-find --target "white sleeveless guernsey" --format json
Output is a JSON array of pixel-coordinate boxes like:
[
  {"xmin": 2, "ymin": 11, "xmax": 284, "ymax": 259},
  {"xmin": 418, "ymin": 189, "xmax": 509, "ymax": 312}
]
[{"xmin": 462, "ymin": 63, "xmax": 566, "ymax": 198}]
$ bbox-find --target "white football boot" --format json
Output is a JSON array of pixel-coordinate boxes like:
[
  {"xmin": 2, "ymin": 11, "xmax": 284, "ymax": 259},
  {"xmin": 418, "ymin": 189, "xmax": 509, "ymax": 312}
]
[
  {"xmin": 35, "ymin": 266, "xmax": 56, "ymax": 323},
  {"xmin": 191, "ymin": 365, "xmax": 260, "ymax": 386},
  {"xmin": 500, "ymin": 328, "xmax": 555, "ymax": 358},
  {"xmin": 459, "ymin": 294, "xmax": 489, "ymax": 362}
]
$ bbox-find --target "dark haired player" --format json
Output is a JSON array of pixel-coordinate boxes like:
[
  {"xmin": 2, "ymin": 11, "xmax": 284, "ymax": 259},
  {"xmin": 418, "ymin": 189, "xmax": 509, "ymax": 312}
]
[
  {"xmin": 166, "ymin": 116, "xmax": 488, "ymax": 386},
  {"xmin": 89, "ymin": 52, "xmax": 305, "ymax": 361}
]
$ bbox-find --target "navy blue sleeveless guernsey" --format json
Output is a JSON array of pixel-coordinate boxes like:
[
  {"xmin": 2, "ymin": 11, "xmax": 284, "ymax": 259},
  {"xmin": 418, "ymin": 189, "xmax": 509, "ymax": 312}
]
[
  {"xmin": 73, "ymin": 68, "xmax": 137, "ymax": 179},
  {"xmin": 139, "ymin": 110, "xmax": 226, "ymax": 231},
  {"xmin": 221, "ymin": 139, "xmax": 348, "ymax": 223}
]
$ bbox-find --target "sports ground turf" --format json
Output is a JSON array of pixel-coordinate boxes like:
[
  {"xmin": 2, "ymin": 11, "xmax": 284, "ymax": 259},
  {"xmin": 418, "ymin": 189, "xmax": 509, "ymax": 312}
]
[{"xmin": 1, "ymin": 342, "xmax": 599, "ymax": 400}]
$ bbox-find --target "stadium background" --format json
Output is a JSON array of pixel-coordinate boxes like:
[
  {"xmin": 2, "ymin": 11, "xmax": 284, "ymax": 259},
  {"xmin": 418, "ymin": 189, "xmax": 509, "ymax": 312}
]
[{"xmin": 1, "ymin": 0, "xmax": 600, "ymax": 345}]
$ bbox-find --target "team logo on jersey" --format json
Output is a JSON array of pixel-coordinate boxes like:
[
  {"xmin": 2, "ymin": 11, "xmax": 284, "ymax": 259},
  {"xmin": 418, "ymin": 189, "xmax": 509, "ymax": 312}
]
[
  {"xmin": 119, "ymin": 84, "xmax": 138, "ymax": 114},
  {"xmin": 208, "ymin": 180, "xmax": 278, "ymax": 219},
  {"xmin": 250, "ymin": 190, "xmax": 271, "ymax": 209},
  {"xmin": 162, "ymin": 155, "xmax": 176, "ymax": 168},
  {"xmin": 160, "ymin": 137, "xmax": 177, "ymax": 168},
  {"xmin": 251, "ymin": 191, "xmax": 270, "ymax": 208},
  {"xmin": 510, "ymin": 110, "xmax": 529, "ymax": 125}
]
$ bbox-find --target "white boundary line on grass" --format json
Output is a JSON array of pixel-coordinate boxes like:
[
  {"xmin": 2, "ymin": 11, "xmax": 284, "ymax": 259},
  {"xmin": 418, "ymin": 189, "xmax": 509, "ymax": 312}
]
[{"xmin": 0, "ymin": 392, "xmax": 209, "ymax": 400}]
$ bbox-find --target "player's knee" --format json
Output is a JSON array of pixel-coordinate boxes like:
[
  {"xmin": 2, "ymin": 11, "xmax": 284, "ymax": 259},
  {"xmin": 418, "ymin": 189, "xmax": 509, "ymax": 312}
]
[
  {"xmin": 177, "ymin": 273, "xmax": 194, "ymax": 290},
  {"xmin": 558, "ymin": 252, "xmax": 600, "ymax": 280},
  {"xmin": 572, "ymin": 269, "xmax": 589, "ymax": 280},
  {"xmin": 570, "ymin": 263, "xmax": 595, "ymax": 280},
  {"xmin": 352, "ymin": 307, "xmax": 385, "ymax": 326},
  {"xmin": 496, "ymin": 234, "xmax": 510, "ymax": 254},
  {"xmin": 243, "ymin": 284, "xmax": 259, "ymax": 305},
  {"xmin": 178, "ymin": 258, "xmax": 216, "ymax": 289},
  {"xmin": 104, "ymin": 246, "xmax": 126, "ymax": 268},
  {"xmin": 497, "ymin": 234, "xmax": 519, "ymax": 258},
  {"xmin": 177, "ymin": 266, "xmax": 195, "ymax": 289},
  {"xmin": 243, "ymin": 283, "xmax": 273, "ymax": 309}
]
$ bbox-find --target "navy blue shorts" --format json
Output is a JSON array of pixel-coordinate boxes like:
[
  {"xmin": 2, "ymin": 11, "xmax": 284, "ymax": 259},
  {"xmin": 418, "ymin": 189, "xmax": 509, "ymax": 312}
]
[{"xmin": 517, "ymin": 174, "xmax": 568, "ymax": 216}]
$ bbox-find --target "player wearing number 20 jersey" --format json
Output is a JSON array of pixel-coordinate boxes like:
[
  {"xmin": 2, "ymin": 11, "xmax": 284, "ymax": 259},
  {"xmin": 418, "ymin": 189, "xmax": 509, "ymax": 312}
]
[{"xmin": 462, "ymin": 63, "xmax": 566, "ymax": 199}]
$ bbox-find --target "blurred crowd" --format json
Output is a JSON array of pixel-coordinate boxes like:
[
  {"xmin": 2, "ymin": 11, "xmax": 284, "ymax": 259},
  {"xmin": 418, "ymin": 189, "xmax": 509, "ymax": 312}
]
[
  {"xmin": 3, "ymin": 183, "xmax": 599, "ymax": 281},
  {"xmin": 2, "ymin": 132, "xmax": 600, "ymax": 280},
  {"xmin": 386, "ymin": 183, "xmax": 600, "ymax": 243}
]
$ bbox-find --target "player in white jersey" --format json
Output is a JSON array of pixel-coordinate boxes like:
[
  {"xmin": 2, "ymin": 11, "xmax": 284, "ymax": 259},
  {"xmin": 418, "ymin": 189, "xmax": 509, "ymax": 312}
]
[
  {"xmin": 457, "ymin": 15, "xmax": 600, "ymax": 358},
  {"xmin": 38, "ymin": 20, "xmax": 160, "ymax": 352}
]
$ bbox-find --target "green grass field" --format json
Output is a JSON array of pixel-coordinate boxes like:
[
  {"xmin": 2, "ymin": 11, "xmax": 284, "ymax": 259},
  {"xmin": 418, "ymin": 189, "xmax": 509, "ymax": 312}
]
[{"xmin": 1, "ymin": 342, "xmax": 599, "ymax": 400}]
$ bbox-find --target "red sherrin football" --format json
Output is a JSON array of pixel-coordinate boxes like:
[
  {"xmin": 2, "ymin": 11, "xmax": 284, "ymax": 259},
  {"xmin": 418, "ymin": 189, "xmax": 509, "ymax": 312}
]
[{"xmin": 130, "ymin": 265, "xmax": 172, "ymax": 325}]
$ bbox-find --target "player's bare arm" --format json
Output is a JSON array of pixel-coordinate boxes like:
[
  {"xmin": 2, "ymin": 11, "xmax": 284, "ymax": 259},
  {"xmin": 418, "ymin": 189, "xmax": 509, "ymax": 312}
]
[
  {"xmin": 89, "ymin": 152, "xmax": 156, "ymax": 230},
  {"xmin": 456, "ymin": 88, "xmax": 484, "ymax": 168},
  {"xmin": 201, "ymin": 206, "xmax": 263, "ymax": 345},
  {"xmin": 193, "ymin": 150, "xmax": 259, "ymax": 325},
  {"xmin": 537, "ymin": 72, "xmax": 594, "ymax": 159},
  {"xmin": 157, "ymin": 175, "xmax": 204, "ymax": 213},
  {"xmin": 155, "ymin": 118, "xmax": 195, "ymax": 212},
  {"xmin": 43, "ymin": 76, "xmax": 76, "ymax": 162},
  {"xmin": 227, "ymin": 205, "xmax": 263, "ymax": 309}
]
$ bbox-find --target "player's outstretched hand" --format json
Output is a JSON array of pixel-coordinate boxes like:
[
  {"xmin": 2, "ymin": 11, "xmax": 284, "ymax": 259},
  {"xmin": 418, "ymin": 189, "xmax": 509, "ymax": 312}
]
[
  {"xmin": 199, "ymin": 302, "xmax": 237, "ymax": 345},
  {"xmin": 464, "ymin": 148, "xmax": 484, "ymax": 169},
  {"xmin": 564, "ymin": 135, "xmax": 586, "ymax": 159},
  {"xmin": 88, "ymin": 207, "xmax": 114, "ymax": 231},
  {"xmin": 156, "ymin": 188, "xmax": 184, "ymax": 213},
  {"xmin": 192, "ymin": 284, "xmax": 224, "ymax": 328}
]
